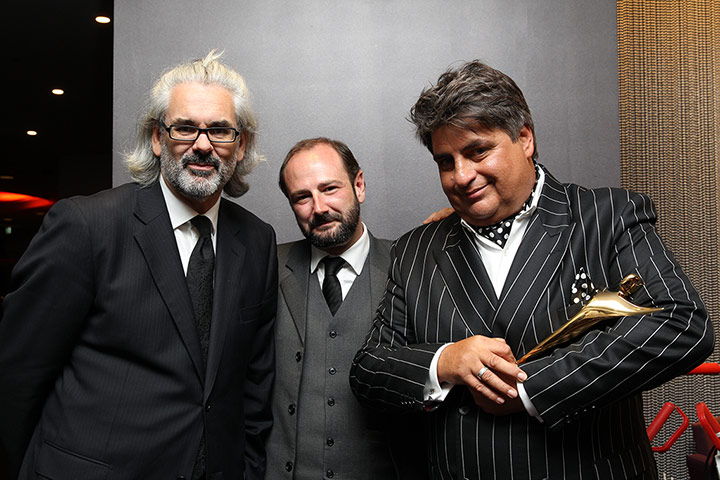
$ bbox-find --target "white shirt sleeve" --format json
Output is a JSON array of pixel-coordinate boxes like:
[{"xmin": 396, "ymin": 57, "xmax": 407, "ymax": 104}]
[
  {"xmin": 424, "ymin": 343, "xmax": 454, "ymax": 402},
  {"xmin": 517, "ymin": 381, "xmax": 543, "ymax": 422}
]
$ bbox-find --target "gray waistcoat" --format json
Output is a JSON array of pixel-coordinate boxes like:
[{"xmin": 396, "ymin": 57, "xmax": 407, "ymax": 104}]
[{"xmin": 292, "ymin": 267, "xmax": 396, "ymax": 480}]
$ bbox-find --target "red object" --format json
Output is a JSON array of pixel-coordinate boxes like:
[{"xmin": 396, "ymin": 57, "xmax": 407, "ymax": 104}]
[
  {"xmin": 647, "ymin": 401, "xmax": 690, "ymax": 452},
  {"xmin": 687, "ymin": 363, "xmax": 720, "ymax": 375},
  {"xmin": 0, "ymin": 191, "xmax": 54, "ymax": 211},
  {"xmin": 696, "ymin": 402, "xmax": 720, "ymax": 450}
]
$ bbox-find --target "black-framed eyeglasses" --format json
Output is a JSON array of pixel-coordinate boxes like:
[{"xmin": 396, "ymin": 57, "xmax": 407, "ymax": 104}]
[{"xmin": 160, "ymin": 122, "xmax": 242, "ymax": 143}]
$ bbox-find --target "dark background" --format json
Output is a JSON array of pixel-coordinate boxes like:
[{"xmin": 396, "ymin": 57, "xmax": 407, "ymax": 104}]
[{"xmin": 2, "ymin": 1, "xmax": 114, "ymax": 300}]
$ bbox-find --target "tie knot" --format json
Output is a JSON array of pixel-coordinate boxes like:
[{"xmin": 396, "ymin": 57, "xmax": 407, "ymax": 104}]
[
  {"xmin": 191, "ymin": 215, "xmax": 213, "ymax": 238},
  {"xmin": 322, "ymin": 256, "xmax": 345, "ymax": 276}
]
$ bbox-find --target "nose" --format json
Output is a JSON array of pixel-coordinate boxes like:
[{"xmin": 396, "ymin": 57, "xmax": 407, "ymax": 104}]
[
  {"xmin": 192, "ymin": 131, "xmax": 214, "ymax": 153},
  {"xmin": 311, "ymin": 192, "xmax": 328, "ymax": 215},
  {"xmin": 453, "ymin": 156, "xmax": 477, "ymax": 188}
]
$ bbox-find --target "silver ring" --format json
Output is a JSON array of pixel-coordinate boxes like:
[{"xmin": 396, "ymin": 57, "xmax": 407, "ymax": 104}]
[{"xmin": 477, "ymin": 366, "xmax": 489, "ymax": 380}]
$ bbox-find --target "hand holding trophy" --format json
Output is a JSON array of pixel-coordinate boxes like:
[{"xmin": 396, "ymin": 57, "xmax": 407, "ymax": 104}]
[{"xmin": 517, "ymin": 274, "xmax": 663, "ymax": 364}]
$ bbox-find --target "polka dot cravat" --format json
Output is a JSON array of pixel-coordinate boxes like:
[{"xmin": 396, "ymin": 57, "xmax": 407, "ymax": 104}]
[{"xmin": 475, "ymin": 165, "xmax": 540, "ymax": 249}]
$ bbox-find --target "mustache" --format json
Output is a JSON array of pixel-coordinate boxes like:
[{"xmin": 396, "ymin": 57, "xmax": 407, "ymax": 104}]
[
  {"xmin": 182, "ymin": 153, "xmax": 220, "ymax": 169},
  {"xmin": 309, "ymin": 211, "xmax": 343, "ymax": 230}
]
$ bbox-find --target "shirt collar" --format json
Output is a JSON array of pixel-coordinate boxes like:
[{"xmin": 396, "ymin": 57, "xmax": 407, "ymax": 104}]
[
  {"xmin": 516, "ymin": 164, "xmax": 545, "ymax": 220},
  {"xmin": 310, "ymin": 222, "xmax": 370, "ymax": 275},
  {"xmin": 159, "ymin": 177, "xmax": 220, "ymax": 234}
]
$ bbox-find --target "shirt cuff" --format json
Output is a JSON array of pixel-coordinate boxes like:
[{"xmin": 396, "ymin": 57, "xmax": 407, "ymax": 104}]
[
  {"xmin": 517, "ymin": 381, "xmax": 543, "ymax": 423},
  {"xmin": 424, "ymin": 343, "xmax": 454, "ymax": 402}
]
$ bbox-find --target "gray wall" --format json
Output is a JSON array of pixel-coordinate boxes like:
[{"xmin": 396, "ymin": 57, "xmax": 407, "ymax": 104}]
[{"xmin": 113, "ymin": 1, "xmax": 619, "ymax": 243}]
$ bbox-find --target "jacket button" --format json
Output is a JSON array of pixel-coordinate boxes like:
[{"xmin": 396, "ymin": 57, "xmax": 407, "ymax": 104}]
[
  {"xmin": 327, "ymin": 397, "xmax": 335, "ymax": 406},
  {"xmin": 328, "ymin": 367, "xmax": 337, "ymax": 375},
  {"xmin": 205, "ymin": 403, "xmax": 211, "ymax": 412},
  {"xmin": 295, "ymin": 351, "xmax": 302, "ymax": 362},
  {"xmin": 288, "ymin": 404, "xmax": 296, "ymax": 415},
  {"xmin": 329, "ymin": 330, "xmax": 337, "ymax": 338},
  {"xmin": 326, "ymin": 469, "xmax": 334, "ymax": 478},
  {"xmin": 458, "ymin": 405, "xmax": 470, "ymax": 415},
  {"xmin": 285, "ymin": 461, "xmax": 293, "ymax": 471},
  {"xmin": 326, "ymin": 437, "xmax": 334, "ymax": 446}
]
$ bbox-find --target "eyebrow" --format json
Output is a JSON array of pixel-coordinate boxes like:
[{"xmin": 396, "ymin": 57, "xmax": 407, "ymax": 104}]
[
  {"xmin": 289, "ymin": 180, "xmax": 344, "ymax": 198},
  {"xmin": 171, "ymin": 117, "xmax": 236, "ymax": 128},
  {"xmin": 432, "ymin": 139, "xmax": 495, "ymax": 163},
  {"xmin": 318, "ymin": 180, "xmax": 344, "ymax": 189}
]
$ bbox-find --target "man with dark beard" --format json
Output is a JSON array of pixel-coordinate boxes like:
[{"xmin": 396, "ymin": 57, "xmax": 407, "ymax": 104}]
[
  {"xmin": 265, "ymin": 138, "xmax": 426, "ymax": 480},
  {"xmin": 0, "ymin": 51, "xmax": 277, "ymax": 480}
]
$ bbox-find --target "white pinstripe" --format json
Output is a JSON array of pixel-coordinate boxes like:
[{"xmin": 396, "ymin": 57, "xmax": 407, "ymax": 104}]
[{"xmin": 350, "ymin": 166, "xmax": 712, "ymax": 479}]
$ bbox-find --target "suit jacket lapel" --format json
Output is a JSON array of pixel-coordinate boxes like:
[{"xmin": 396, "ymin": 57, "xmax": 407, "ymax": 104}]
[
  {"xmin": 279, "ymin": 241, "xmax": 311, "ymax": 345},
  {"xmin": 367, "ymin": 234, "xmax": 391, "ymax": 318},
  {"xmin": 133, "ymin": 182, "xmax": 205, "ymax": 382},
  {"xmin": 205, "ymin": 199, "xmax": 247, "ymax": 395},
  {"xmin": 433, "ymin": 217, "xmax": 496, "ymax": 335},
  {"xmin": 494, "ymin": 171, "xmax": 575, "ymax": 344}
]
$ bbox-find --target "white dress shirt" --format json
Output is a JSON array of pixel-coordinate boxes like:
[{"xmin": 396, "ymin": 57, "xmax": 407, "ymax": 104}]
[
  {"xmin": 159, "ymin": 178, "xmax": 220, "ymax": 275},
  {"xmin": 426, "ymin": 168, "xmax": 546, "ymax": 420},
  {"xmin": 309, "ymin": 222, "xmax": 370, "ymax": 298}
]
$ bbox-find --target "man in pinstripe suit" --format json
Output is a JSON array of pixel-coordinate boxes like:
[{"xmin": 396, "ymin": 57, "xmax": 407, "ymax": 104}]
[{"xmin": 350, "ymin": 60, "xmax": 713, "ymax": 479}]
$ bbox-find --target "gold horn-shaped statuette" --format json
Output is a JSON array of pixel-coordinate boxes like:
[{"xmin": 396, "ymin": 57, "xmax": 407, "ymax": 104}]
[{"xmin": 517, "ymin": 274, "xmax": 662, "ymax": 364}]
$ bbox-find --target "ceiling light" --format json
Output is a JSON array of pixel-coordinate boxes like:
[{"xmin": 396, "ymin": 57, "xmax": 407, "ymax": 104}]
[
  {"xmin": 26, "ymin": 130, "xmax": 38, "ymax": 136},
  {"xmin": 52, "ymin": 88, "xmax": 64, "ymax": 95},
  {"xmin": 0, "ymin": 176, "xmax": 14, "ymax": 180},
  {"xmin": 95, "ymin": 16, "xmax": 111, "ymax": 24}
]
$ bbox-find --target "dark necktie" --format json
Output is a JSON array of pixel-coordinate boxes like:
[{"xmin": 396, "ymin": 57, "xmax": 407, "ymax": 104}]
[
  {"xmin": 321, "ymin": 256, "xmax": 345, "ymax": 316},
  {"xmin": 187, "ymin": 215, "xmax": 214, "ymax": 364},
  {"xmin": 187, "ymin": 216, "xmax": 213, "ymax": 480}
]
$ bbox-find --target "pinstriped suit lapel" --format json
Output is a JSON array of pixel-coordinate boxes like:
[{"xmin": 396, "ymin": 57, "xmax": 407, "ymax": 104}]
[
  {"xmin": 367, "ymin": 234, "xmax": 391, "ymax": 318},
  {"xmin": 433, "ymin": 217, "xmax": 496, "ymax": 334},
  {"xmin": 279, "ymin": 241, "xmax": 311, "ymax": 345},
  {"xmin": 133, "ymin": 183, "xmax": 204, "ymax": 382},
  {"xmin": 205, "ymin": 200, "xmax": 246, "ymax": 396},
  {"xmin": 494, "ymin": 173, "xmax": 574, "ymax": 342}
]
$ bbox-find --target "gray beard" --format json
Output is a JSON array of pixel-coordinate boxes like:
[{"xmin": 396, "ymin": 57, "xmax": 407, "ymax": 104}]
[
  {"xmin": 301, "ymin": 199, "xmax": 360, "ymax": 249},
  {"xmin": 159, "ymin": 141, "xmax": 237, "ymax": 200}
]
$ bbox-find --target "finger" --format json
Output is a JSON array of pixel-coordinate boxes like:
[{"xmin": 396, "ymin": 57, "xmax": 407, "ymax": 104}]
[
  {"xmin": 422, "ymin": 207, "xmax": 454, "ymax": 224},
  {"xmin": 469, "ymin": 389, "xmax": 505, "ymax": 413},
  {"xmin": 474, "ymin": 368, "xmax": 518, "ymax": 399},
  {"xmin": 469, "ymin": 373, "xmax": 506, "ymax": 404},
  {"xmin": 483, "ymin": 353, "xmax": 527, "ymax": 382},
  {"xmin": 482, "ymin": 338, "xmax": 518, "ymax": 363}
]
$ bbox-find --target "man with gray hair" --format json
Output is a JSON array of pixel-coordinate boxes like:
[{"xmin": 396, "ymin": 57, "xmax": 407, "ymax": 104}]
[{"xmin": 0, "ymin": 51, "xmax": 277, "ymax": 480}]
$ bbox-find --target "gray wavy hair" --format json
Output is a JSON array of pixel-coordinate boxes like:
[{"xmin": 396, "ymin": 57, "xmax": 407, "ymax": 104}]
[
  {"xmin": 125, "ymin": 50, "xmax": 263, "ymax": 197},
  {"xmin": 409, "ymin": 60, "xmax": 537, "ymax": 161}
]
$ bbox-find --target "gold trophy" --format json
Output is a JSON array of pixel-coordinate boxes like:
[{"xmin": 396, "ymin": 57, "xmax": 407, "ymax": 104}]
[{"xmin": 517, "ymin": 274, "xmax": 663, "ymax": 364}]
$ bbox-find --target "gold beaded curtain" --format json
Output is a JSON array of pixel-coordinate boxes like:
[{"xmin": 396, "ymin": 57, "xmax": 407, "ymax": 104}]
[{"xmin": 618, "ymin": 1, "xmax": 719, "ymax": 479}]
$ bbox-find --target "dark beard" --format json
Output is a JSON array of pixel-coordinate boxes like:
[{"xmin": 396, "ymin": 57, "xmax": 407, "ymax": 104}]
[{"xmin": 301, "ymin": 199, "xmax": 360, "ymax": 249}]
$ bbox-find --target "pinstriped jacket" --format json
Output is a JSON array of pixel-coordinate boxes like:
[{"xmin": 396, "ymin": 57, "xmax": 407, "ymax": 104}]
[{"xmin": 350, "ymin": 167, "xmax": 713, "ymax": 480}]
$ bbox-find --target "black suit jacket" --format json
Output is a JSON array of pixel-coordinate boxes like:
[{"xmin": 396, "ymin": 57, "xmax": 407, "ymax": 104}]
[
  {"xmin": 0, "ymin": 182, "xmax": 277, "ymax": 480},
  {"xmin": 351, "ymin": 168, "xmax": 713, "ymax": 479}
]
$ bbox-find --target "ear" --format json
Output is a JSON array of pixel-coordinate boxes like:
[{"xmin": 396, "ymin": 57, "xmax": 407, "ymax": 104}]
[
  {"xmin": 518, "ymin": 125, "xmax": 535, "ymax": 160},
  {"xmin": 152, "ymin": 125, "xmax": 163, "ymax": 157},
  {"xmin": 353, "ymin": 170, "xmax": 366, "ymax": 204}
]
